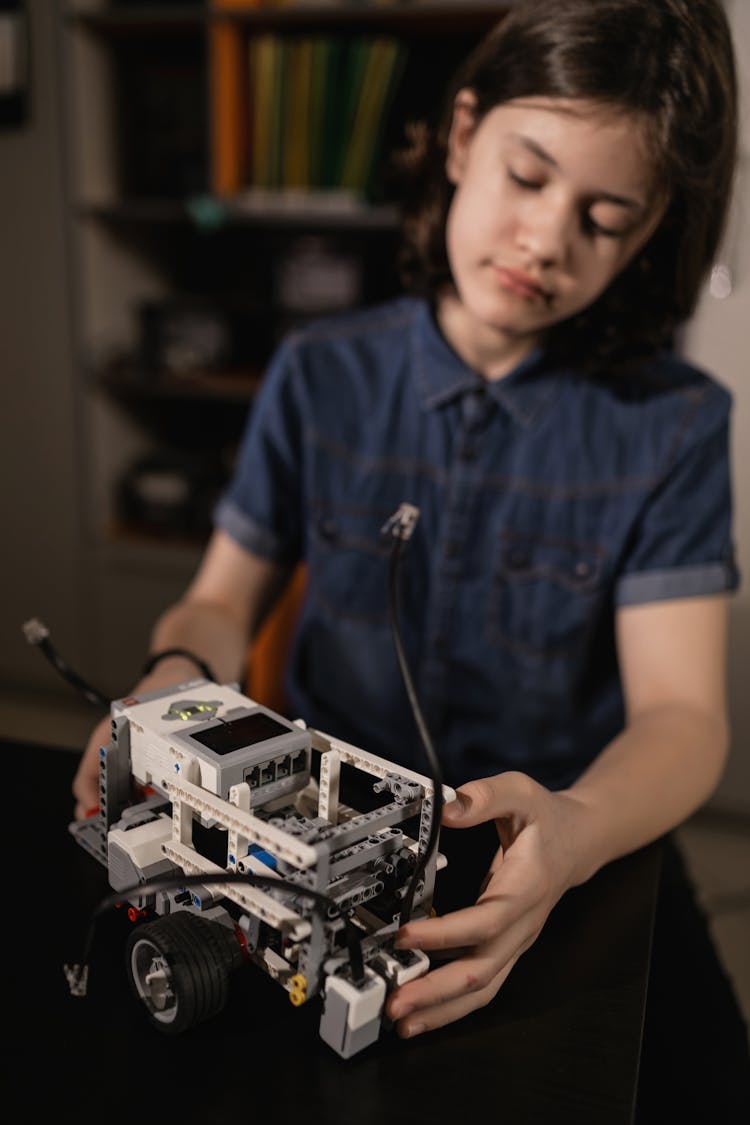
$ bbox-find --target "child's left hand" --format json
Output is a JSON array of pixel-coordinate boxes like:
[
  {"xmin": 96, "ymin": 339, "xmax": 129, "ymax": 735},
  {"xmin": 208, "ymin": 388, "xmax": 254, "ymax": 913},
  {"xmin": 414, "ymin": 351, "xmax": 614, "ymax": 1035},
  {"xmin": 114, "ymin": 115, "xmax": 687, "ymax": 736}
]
[{"xmin": 385, "ymin": 771, "xmax": 588, "ymax": 1038}]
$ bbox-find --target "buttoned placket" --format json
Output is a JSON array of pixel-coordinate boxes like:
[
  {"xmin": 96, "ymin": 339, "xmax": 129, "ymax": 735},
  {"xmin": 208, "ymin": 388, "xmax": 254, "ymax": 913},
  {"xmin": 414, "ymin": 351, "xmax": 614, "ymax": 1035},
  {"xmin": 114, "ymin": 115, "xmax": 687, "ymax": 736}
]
[{"xmin": 418, "ymin": 384, "xmax": 500, "ymax": 740}]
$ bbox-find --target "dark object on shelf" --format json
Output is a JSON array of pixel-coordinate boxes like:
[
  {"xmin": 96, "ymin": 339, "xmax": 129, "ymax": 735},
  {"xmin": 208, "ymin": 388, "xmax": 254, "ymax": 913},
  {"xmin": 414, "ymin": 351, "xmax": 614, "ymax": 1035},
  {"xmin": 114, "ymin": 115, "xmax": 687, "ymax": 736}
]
[
  {"xmin": 137, "ymin": 298, "xmax": 265, "ymax": 377},
  {"xmin": 114, "ymin": 33, "xmax": 207, "ymax": 197},
  {"xmin": 273, "ymin": 235, "xmax": 363, "ymax": 316},
  {"xmin": 117, "ymin": 449, "xmax": 227, "ymax": 539}
]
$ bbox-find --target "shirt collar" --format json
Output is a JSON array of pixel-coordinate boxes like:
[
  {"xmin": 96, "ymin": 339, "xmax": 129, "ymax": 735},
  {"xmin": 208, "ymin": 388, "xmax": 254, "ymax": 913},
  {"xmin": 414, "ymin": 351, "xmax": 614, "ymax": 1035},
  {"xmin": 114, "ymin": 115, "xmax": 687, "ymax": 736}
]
[{"xmin": 411, "ymin": 298, "xmax": 563, "ymax": 427}]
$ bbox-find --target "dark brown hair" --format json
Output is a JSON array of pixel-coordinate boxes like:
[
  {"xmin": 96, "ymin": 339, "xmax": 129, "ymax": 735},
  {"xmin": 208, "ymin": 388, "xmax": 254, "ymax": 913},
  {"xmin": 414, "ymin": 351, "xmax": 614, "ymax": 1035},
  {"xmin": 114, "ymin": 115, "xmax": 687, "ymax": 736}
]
[{"xmin": 394, "ymin": 0, "xmax": 738, "ymax": 372}]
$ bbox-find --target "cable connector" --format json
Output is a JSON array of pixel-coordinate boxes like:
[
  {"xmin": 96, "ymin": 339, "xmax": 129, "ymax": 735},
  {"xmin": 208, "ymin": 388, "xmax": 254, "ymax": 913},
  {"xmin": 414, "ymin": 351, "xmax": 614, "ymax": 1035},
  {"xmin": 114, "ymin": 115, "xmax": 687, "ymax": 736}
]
[
  {"xmin": 63, "ymin": 962, "xmax": 89, "ymax": 998},
  {"xmin": 22, "ymin": 617, "xmax": 50, "ymax": 646},
  {"xmin": 381, "ymin": 503, "xmax": 420, "ymax": 543}
]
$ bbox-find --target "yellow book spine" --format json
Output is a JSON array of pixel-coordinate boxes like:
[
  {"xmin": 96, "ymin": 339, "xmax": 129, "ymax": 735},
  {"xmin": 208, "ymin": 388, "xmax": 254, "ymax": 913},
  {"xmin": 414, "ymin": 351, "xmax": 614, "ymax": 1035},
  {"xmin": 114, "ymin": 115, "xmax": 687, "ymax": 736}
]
[
  {"xmin": 283, "ymin": 38, "xmax": 314, "ymax": 189},
  {"xmin": 250, "ymin": 35, "xmax": 276, "ymax": 188}
]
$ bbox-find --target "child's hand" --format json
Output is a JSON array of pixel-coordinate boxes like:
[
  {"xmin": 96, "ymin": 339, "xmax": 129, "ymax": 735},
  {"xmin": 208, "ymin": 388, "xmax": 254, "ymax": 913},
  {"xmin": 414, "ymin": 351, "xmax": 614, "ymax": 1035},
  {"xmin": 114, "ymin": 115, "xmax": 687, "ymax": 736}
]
[{"xmin": 386, "ymin": 771, "xmax": 587, "ymax": 1038}]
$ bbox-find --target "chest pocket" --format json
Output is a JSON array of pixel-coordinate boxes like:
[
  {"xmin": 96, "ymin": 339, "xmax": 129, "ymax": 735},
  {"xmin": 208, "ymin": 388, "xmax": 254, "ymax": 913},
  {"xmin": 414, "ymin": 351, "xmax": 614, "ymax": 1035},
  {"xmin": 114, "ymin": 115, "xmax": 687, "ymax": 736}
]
[
  {"xmin": 307, "ymin": 506, "xmax": 393, "ymax": 625},
  {"xmin": 488, "ymin": 530, "xmax": 608, "ymax": 661}
]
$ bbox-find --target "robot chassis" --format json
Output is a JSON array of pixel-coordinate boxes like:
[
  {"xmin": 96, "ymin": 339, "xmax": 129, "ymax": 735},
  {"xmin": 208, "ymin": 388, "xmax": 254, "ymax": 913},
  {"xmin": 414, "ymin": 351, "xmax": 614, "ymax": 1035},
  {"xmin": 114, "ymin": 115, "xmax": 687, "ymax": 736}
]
[{"xmin": 68, "ymin": 677, "xmax": 455, "ymax": 1059}]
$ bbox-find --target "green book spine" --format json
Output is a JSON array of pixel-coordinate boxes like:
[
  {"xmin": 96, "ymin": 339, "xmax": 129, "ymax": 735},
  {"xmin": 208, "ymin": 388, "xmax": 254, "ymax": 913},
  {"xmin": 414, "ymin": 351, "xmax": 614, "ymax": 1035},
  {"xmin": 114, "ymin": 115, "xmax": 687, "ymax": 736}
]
[
  {"xmin": 340, "ymin": 37, "xmax": 397, "ymax": 194},
  {"xmin": 267, "ymin": 36, "xmax": 286, "ymax": 189},
  {"xmin": 308, "ymin": 37, "xmax": 332, "ymax": 189},
  {"xmin": 320, "ymin": 39, "xmax": 346, "ymax": 189},
  {"xmin": 363, "ymin": 39, "xmax": 408, "ymax": 200},
  {"xmin": 331, "ymin": 37, "xmax": 372, "ymax": 189}
]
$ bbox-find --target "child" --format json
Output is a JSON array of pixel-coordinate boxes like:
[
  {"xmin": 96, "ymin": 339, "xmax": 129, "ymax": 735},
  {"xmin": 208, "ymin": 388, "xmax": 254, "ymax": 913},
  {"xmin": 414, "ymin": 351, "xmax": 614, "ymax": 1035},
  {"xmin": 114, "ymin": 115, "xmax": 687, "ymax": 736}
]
[{"xmin": 74, "ymin": 0, "xmax": 748, "ymax": 1110}]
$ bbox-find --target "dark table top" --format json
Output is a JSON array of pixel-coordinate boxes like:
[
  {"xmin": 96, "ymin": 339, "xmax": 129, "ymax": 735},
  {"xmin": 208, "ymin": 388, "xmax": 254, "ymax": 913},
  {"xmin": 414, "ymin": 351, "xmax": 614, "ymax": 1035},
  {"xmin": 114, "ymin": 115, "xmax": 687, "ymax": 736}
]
[{"xmin": 9, "ymin": 740, "xmax": 661, "ymax": 1124}]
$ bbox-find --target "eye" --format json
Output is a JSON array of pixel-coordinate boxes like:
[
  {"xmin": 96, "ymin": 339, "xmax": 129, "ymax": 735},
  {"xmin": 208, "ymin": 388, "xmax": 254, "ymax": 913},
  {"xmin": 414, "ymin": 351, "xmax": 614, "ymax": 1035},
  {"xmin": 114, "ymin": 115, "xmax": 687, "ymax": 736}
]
[
  {"xmin": 508, "ymin": 167, "xmax": 543, "ymax": 191},
  {"xmin": 583, "ymin": 214, "xmax": 624, "ymax": 238},
  {"xmin": 583, "ymin": 205, "xmax": 633, "ymax": 240}
]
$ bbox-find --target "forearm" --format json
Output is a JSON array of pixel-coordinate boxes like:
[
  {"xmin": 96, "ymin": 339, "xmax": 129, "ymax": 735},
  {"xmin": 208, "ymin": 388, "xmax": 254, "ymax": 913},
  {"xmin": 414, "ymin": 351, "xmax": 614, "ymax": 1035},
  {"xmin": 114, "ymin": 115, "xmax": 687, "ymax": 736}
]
[
  {"xmin": 562, "ymin": 703, "xmax": 729, "ymax": 886},
  {"xmin": 147, "ymin": 598, "xmax": 251, "ymax": 687},
  {"xmin": 143, "ymin": 536, "xmax": 288, "ymax": 690}
]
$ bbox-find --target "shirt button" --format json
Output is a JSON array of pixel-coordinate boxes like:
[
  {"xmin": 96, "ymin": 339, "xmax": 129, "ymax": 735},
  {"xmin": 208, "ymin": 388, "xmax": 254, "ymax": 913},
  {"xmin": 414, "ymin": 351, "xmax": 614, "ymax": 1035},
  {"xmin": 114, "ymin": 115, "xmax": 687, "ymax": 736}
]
[
  {"xmin": 507, "ymin": 548, "xmax": 530, "ymax": 569},
  {"xmin": 444, "ymin": 539, "xmax": 461, "ymax": 559},
  {"xmin": 318, "ymin": 517, "xmax": 337, "ymax": 541},
  {"xmin": 573, "ymin": 559, "xmax": 593, "ymax": 580},
  {"xmin": 460, "ymin": 445, "xmax": 478, "ymax": 463}
]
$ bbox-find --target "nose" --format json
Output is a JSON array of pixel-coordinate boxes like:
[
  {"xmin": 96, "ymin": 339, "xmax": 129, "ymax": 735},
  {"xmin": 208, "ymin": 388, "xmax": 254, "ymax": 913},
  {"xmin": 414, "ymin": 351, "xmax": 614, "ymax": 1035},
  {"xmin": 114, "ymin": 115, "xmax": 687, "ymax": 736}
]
[{"xmin": 515, "ymin": 193, "xmax": 573, "ymax": 269}]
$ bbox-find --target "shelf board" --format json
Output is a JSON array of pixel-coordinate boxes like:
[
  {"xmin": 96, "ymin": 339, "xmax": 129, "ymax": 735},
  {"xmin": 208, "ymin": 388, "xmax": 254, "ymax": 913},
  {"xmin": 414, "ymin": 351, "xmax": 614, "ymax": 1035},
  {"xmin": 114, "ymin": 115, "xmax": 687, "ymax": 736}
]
[
  {"xmin": 64, "ymin": 5, "xmax": 207, "ymax": 34},
  {"xmin": 99, "ymin": 368, "xmax": 263, "ymax": 403},
  {"xmin": 65, "ymin": 3, "xmax": 510, "ymax": 36},
  {"xmin": 75, "ymin": 194, "xmax": 400, "ymax": 231}
]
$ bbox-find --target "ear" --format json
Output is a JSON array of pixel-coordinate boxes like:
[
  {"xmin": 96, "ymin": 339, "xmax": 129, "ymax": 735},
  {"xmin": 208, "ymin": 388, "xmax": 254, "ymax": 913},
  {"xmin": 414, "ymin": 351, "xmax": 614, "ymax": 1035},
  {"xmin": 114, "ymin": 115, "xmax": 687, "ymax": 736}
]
[{"xmin": 446, "ymin": 88, "xmax": 478, "ymax": 184}]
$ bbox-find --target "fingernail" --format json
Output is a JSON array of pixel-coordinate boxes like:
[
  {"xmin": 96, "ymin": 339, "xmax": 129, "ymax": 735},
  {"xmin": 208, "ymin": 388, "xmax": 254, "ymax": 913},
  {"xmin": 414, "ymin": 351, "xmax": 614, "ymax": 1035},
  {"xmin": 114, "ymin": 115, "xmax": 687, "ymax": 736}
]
[
  {"xmin": 403, "ymin": 1022, "xmax": 426, "ymax": 1038},
  {"xmin": 443, "ymin": 793, "xmax": 467, "ymax": 817},
  {"xmin": 391, "ymin": 1004, "xmax": 413, "ymax": 1020}
]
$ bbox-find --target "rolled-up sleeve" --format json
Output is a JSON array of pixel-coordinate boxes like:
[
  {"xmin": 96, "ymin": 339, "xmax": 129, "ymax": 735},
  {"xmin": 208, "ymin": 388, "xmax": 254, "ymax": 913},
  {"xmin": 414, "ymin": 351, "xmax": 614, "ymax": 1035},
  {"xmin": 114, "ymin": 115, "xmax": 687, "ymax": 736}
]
[
  {"xmin": 213, "ymin": 336, "xmax": 305, "ymax": 565},
  {"xmin": 615, "ymin": 387, "xmax": 741, "ymax": 606}
]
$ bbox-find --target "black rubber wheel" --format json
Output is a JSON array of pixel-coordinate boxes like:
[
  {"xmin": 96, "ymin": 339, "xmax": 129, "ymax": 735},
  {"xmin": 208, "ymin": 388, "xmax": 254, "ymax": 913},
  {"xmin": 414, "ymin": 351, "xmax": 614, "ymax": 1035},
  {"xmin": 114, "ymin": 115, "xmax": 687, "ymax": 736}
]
[{"xmin": 125, "ymin": 913, "xmax": 244, "ymax": 1034}]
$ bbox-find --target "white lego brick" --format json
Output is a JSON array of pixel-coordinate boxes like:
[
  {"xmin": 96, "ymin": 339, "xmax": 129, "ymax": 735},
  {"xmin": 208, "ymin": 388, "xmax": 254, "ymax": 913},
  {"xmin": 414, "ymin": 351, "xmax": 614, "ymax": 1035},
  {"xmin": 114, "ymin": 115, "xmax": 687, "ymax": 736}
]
[
  {"xmin": 308, "ymin": 728, "xmax": 457, "ymax": 804},
  {"xmin": 162, "ymin": 840, "xmax": 310, "ymax": 941},
  {"xmin": 318, "ymin": 748, "xmax": 341, "ymax": 822},
  {"xmin": 235, "ymin": 854, "xmax": 281, "ymax": 879},
  {"xmin": 324, "ymin": 969, "xmax": 386, "ymax": 1031},
  {"xmin": 108, "ymin": 814, "xmax": 172, "ymax": 869},
  {"xmin": 376, "ymin": 947, "xmax": 430, "ymax": 987},
  {"xmin": 229, "ymin": 781, "xmax": 251, "ymax": 811},
  {"xmin": 165, "ymin": 776, "xmax": 318, "ymax": 869},
  {"xmin": 259, "ymin": 947, "xmax": 294, "ymax": 984}
]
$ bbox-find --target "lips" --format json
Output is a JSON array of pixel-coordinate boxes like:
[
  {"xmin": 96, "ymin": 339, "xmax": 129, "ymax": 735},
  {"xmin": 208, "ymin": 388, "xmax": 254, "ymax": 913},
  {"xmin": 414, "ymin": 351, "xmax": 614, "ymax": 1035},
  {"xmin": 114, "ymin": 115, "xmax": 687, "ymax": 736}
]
[{"xmin": 494, "ymin": 266, "xmax": 549, "ymax": 303}]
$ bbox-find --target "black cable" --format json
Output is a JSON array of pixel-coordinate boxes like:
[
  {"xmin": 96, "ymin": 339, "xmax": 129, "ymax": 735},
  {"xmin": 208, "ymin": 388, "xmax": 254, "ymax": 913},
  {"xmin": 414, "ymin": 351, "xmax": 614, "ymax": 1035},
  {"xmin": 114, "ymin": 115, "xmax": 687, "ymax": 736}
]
[
  {"xmin": 36, "ymin": 501, "xmax": 434, "ymax": 986},
  {"xmin": 381, "ymin": 505, "xmax": 444, "ymax": 925},
  {"xmin": 25, "ymin": 617, "xmax": 371, "ymax": 986},
  {"xmin": 22, "ymin": 618, "xmax": 110, "ymax": 709},
  {"xmin": 142, "ymin": 647, "xmax": 216, "ymax": 683},
  {"xmin": 65, "ymin": 869, "xmax": 367, "ymax": 995}
]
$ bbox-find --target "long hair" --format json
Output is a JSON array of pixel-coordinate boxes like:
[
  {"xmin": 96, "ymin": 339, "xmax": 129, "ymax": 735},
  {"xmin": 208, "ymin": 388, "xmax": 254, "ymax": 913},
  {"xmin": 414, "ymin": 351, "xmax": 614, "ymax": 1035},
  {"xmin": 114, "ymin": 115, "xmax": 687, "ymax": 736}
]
[{"xmin": 394, "ymin": 0, "xmax": 738, "ymax": 372}]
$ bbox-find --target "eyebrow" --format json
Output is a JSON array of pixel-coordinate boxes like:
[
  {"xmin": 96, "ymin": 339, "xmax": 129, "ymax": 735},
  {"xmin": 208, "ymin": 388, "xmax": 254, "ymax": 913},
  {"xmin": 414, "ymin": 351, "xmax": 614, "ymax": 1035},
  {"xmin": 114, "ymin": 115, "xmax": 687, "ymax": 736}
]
[{"xmin": 514, "ymin": 134, "xmax": 646, "ymax": 212}]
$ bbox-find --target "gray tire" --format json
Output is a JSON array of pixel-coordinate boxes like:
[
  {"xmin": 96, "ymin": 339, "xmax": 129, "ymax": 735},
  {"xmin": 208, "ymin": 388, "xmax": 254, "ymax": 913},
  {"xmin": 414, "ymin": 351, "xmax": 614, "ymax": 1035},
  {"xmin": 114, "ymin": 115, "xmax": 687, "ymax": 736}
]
[{"xmin": 126, "ymin": 913, "xmax": 244, "ymax": 1034}]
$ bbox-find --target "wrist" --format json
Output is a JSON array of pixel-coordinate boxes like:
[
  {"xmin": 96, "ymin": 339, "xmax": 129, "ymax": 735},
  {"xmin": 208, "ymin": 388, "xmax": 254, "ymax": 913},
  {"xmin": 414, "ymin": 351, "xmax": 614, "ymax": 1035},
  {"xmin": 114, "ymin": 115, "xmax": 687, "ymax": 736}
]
[
  {"xmin": 141, "ymin": 647, "xmax": 216, "ymax": 683},
  {"xmin": 555, "ymin": 789, "xmax": 606, "ymax": 888}
]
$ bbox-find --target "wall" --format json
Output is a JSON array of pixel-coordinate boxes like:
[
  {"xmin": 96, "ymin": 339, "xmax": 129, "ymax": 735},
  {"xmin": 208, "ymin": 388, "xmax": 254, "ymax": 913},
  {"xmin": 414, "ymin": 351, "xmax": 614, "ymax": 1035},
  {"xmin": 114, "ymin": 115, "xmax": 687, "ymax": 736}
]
[
  {"xmin": 682, "ymin": 0, "xmax": 750, "ymax": 813},
  {"xmin": 0, "ymin": 0, "xmax": 88, "ymax": 697}
]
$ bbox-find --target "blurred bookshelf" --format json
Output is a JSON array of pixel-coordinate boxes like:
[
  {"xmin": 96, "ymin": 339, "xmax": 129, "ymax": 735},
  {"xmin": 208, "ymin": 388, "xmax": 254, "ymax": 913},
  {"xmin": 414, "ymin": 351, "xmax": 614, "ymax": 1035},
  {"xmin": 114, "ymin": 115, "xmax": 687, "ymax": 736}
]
[{"xmin": 58, "ymin": 1, "xmax": 509, "ymax": 569}]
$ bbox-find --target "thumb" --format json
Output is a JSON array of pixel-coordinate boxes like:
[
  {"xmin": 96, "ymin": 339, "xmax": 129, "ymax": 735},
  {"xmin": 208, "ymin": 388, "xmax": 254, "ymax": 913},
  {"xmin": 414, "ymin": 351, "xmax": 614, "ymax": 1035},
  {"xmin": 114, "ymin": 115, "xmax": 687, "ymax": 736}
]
[{"xmin": 441, "ymin": 771, "xmax": 537, "ymax": 828}]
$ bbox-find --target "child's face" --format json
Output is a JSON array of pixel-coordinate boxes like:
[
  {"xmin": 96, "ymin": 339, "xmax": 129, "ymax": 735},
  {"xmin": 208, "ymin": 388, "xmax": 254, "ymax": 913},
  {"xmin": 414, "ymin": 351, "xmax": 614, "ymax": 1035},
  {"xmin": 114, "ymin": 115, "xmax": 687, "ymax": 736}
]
[{"xmin": 442, "ymin": 94, "xmax": 666, "ymax": 374}]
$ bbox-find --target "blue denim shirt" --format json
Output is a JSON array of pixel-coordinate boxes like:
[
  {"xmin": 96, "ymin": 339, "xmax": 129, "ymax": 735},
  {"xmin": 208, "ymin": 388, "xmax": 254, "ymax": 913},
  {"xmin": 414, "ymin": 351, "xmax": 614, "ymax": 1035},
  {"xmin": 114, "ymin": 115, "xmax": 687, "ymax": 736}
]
[{"xmin": 215, "ymin": 296, "xmax": 740, "ymax": 790}]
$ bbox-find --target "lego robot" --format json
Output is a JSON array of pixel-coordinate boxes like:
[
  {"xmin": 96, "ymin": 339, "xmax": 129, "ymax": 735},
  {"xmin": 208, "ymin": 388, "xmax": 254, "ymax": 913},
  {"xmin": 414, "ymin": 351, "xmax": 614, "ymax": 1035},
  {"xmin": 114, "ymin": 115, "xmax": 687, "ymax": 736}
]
[{"xmin": 66, "ymin": 677, "xmax": 455, "ymax": 1058}]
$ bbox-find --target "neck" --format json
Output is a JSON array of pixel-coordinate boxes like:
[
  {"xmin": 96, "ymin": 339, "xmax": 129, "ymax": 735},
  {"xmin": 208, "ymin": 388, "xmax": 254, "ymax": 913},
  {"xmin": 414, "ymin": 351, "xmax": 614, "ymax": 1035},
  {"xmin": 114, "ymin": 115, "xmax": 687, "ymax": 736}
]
[{"xmin": 436, "ymin": 290, "xmax": 540, "ymax": 381}]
